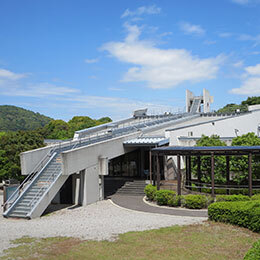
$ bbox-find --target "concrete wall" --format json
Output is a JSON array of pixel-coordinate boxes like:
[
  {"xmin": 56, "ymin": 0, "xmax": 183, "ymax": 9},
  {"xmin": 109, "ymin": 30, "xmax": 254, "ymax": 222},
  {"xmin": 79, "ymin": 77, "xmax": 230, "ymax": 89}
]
[
  {"xmin": 203, "ymin": 89, "xmax": 213, "ymax": 113},
  {"xmin": 20, "ymin": 146, "xmax": 53, "ymax": 175},
  {"xmin": 186, "ymin": 90, "xmax": 194, "ymax": 113},
  {"xmin": 169, "ymin": 110, "xmax": 260, "ymax": 146},
  {"xmin": 61, "ymin": 132, "xmax": 140, "ymax": 176}
]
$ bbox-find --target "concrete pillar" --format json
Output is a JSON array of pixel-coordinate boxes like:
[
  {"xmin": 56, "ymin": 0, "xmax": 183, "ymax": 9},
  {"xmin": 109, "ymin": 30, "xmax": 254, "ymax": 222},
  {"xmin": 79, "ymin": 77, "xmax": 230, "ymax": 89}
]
[
  {"xmin": 72, "ymin": 173, "xmax": 80, "ymax": 204},
  {"xmin": 81, "ymin": 166, "xmax": 99, "ymax": 206},
  {"xmin": 99, "ymin": 175, "xmax": 104, "ymax": 200},
  {"xmin": 79, "ymin": 169, "xmax": 85, "ymax": 205},
  {"xmin": 140, "ymin": 148, "xmax": 144, "ymax": 178}
]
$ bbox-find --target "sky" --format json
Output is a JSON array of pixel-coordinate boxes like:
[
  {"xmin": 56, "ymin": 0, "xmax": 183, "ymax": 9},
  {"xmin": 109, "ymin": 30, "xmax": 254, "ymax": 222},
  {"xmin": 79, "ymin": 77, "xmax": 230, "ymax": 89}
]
[{"xmin": 0, "ymin": 0, "xmax": 260, "ymax": 121}]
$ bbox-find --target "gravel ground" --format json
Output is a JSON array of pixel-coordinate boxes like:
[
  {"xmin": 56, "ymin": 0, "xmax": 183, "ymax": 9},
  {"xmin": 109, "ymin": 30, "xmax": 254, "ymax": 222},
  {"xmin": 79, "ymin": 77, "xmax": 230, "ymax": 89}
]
[{"xmin": 0, "ymin": 195, "xmax": 206, "ymax": 255}]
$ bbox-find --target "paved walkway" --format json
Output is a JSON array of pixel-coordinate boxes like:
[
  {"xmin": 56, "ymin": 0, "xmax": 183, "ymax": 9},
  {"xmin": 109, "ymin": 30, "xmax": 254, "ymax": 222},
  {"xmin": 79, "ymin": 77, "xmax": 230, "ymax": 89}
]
[{"xmin": 110, "ymin": 195, "xmax": 208, "ymax": 218}]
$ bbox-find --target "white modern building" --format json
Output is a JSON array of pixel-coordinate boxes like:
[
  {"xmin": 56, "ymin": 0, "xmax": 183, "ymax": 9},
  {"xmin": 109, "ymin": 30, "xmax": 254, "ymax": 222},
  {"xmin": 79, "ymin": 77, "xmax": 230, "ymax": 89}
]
[{"xmin": 3, "ymin": 89, "xmax": 260, "ymax": 219}]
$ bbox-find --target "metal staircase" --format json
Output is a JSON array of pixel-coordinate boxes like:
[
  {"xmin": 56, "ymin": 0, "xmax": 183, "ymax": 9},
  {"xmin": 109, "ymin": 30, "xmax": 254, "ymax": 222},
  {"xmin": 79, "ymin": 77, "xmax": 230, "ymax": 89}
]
[{"xmin": 190, "ymin": 98, "xmax": 201, "ymax": 113}]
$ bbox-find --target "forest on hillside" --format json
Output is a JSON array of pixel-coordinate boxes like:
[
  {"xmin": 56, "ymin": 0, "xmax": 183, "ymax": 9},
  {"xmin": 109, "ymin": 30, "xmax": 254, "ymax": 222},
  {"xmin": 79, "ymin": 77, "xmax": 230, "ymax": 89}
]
[
  {"xmin": 217, "ymin": 96, "xmax": 260, "ymax": 113},
  {"xmin": 0, "ymin": 105, "xmax": 53, "ymax": 131}
]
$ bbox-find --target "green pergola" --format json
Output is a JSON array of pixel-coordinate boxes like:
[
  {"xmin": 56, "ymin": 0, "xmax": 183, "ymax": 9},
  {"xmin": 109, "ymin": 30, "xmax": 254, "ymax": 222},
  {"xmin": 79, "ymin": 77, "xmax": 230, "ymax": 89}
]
[{"xmin": 151, "ymin": 146, "xmax": 260, "ymax": 197}]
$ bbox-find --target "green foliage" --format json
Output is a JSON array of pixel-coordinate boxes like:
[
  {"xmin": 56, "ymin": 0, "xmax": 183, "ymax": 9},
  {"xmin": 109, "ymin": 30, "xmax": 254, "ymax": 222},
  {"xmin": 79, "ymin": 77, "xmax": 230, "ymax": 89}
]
[
  {"xmin": 167, "ymin": 195, "xmax": 182, "ymax": 207},
  {"xmin": 155, "ymin": 190, "xmax": 176, "ymax": 205},
  {"xmin": 242, "ymin": 96, "xmax": 260, "ymax": 106},
  {"xmin": 183, "ymin": 194, "xmax": 208, "ymax": 209},
  {"xmin": 216, "ymin": 195, "xmax": 250, "ymax": 202},
  {"xmin": 0, "ymin": 131, "xmax": 45, "ymax": 181},
  {"xmin": 208, "ymin": 200, "xmax": 260, "ymax": 232},
  {"xmin": 0, "ymin": 105, "xmax": 52, "ymax": 131},
  {"xmin": 244, "ymin": 239, "xmax": 260, "ymax": 260},
  {"xmin": 192, "ymin": 135, "xmax": 226, "ymax": 184},
  {"xmin": 217, "ymin": 103, "xmax": 248, "ymax": 113},
  {"xmin": 144, "ymin": 184, "xmax": 157, "ymax": 201},
  {"xmin": 251, "ymin": 194, "xmax": 260, "ymax": 201},
  {"xmin": 217, "ymin": 96, "xmax": 260, "ymax": 113},
  {"xmin": 41, "ymin": 116, "xmax": 112, "ymax": 140},
  {"xmin": 231, "ymin": 133, "xmax": 260, "ymax": 184}
]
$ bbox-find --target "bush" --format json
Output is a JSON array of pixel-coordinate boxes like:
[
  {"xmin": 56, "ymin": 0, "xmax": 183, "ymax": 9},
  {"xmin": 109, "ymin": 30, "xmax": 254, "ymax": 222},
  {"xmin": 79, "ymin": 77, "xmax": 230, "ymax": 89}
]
[
  {"xmin": 167, "ymin": 195, "xmax": 182, "ymax": 207},
  {"xmin": 208, "ymin": 200, "xmax": 260, "ymax": 232},
  {"xmin": 155, "ymin": 190, "xmax": 176, "ymax": 206},
  {"xmin": 144, "ymin": 184, "xmax": 157, "ymax": 201},
  {"xmin": 251, "ymin": 194, "xmax": 260, "ymax": 201},
  {"xmin": 216, "ymin": 194, "xmax": 250, "ymax": 202},
  {"xmin": 244, "ymin": 239, "xmax": 260, "ymax": 259},
  {"xmin": 183, "ymin": 195, "xmax": 207, "ymax": 209}
]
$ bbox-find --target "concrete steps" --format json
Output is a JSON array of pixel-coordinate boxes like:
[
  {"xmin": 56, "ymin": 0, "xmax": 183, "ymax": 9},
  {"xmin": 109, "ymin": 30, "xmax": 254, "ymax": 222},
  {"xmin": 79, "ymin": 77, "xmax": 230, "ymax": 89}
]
[{"xmin": 116, "ymin": 180, "xmax": 147, "ymax": 196}]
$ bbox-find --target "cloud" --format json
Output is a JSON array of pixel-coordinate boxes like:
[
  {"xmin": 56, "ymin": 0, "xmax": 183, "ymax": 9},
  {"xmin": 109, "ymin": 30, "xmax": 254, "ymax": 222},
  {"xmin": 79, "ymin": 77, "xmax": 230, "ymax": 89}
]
[
  {"xmin": 101, "ymin": 24, "xmax": 223, "ymax": 89},
  {"xmin": 231, "ymin": 0, "xmax": 250, "ymax": 4},
  {"xmin": 0, "ymin": 68, "xmax": 27, "ymax": 80},
  {"xmin": 108, "ymin": 87, "xmax": 124, "ymax": 91},
  {"xmin": 0, "ymin": 81, "xmax": 79, "ymax": 98},
  {"xmin": 179, "ymin": 22, "xmax": 205, "ymax": 36},
  {"xmin": 0, "ymin": 68, "xmax": 79, "ymax": 98},
  {"xmin": 231, "ymin": 0, "xmax": 260, "ymax": 4},
  {"xmin": 233, "ymin": 60, "xmax": 244, "ymax": 68},
  {"xmin": 203, "ymin": 40, "xmax": 216, "ymax": 45},
  {"xmin": 230, "ymin": 64, "xmax": 260, "ymax": 95},
  {"xmin": 219, "ymin": 32, "xmax": 233, "ymax": 38},
  {"xmin": 121, "ymin": 5, "xmax": 161, "ymax": 18},
  {"xmin": 245, "ymin": 64, "xmax": 260, "ymax": 75},
  {"xmin": 238, "ymin": 33, "xmax": 260, "ymax": 46},
  {"xmin": 84, "ymin": 58, "xmax": 99, "ymax": 64}
]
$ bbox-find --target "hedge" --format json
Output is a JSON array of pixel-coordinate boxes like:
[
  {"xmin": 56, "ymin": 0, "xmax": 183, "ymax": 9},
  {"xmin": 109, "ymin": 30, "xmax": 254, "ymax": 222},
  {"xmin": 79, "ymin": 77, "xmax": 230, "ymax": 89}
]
[
  {"xmin": 244, "ymin": 239, "xmax": 260, "ymax": 260},
  {"xmin": 208, "ymin": 200, "xmax": 260, "ymax": 232},
  {"xmin": 155, "ymin": 190, "xmax": 176, "ymax": 205},
  {"xmin": 144, "ymin": 184, "xmax": 157, "ymax": 201},
  {"xmin": 216, "ymin": 194, "xmax": 250, "ymax": 202},
  {"xmin": 183, "ymin": 194, "xmax": 208, "ymax": 209}
]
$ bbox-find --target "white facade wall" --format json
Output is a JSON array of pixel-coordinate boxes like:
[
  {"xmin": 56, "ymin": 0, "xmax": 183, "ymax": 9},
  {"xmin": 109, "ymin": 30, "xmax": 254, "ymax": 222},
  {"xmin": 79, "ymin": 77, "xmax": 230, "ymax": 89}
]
[{"xmin": 168, "ymin": 110, "xmax": 260, "ymax": 146}]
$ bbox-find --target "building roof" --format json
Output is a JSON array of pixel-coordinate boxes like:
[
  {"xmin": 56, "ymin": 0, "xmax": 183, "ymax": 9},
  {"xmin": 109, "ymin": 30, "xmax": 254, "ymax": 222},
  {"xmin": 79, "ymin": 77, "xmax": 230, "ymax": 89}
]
[
  {"xmin": 123, "ymin": 137, "xmax": 169, "ymax": 147},
  {"xmin": 152, "ymin": 145, "xmax": 260, "ymax": 156}
]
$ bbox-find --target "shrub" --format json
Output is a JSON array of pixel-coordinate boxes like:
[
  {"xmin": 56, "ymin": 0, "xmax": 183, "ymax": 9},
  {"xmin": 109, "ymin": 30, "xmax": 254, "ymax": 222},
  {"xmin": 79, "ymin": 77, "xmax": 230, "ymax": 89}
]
[
  {"xmin": 144, "ymin": 184, "xmax": 157, "ymax": 201},
  {"xmin": 251, "ymin": 194, "xmax": 260, "ymax": 201},
  {"xmin": 244, "ymin": 239, "xmax": 260, "ymax": 260},
  {"xmin": 216, "ymin": 194, "xmax": 250, "ymax": 202},
  {"xmin": 155, "ymin": 190, "xmax": 176, "ymax": 205},
  {"xmin": 208, "ymin": 200, "xmax": 260, "ymax": 232},
  {"xmin": 183, "ymin": 195, "xmax": 207, "ymax": 209},
  {"xmin": 167, "ymin": 195, "xmax": 182, "ymax": 207}
]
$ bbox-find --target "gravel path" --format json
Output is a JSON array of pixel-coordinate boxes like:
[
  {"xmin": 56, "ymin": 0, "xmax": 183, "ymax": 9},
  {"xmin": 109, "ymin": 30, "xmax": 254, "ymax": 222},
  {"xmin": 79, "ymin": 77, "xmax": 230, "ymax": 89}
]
[{"xmin": 0, "ymin": 195, "xmax": 206, "ymax": 255}]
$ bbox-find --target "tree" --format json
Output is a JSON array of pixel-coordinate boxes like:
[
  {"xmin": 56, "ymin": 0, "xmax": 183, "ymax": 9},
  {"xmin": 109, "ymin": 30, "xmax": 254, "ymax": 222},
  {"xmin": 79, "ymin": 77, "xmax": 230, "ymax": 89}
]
[
  {"xmin": 191, "ymin": 135, "xmax": 227, "ymax": 184},
  {"xmin": 241, "ymin": 96, "xmax": 260, "ymax": 106},
  {"xmin": 217, "ymin": 103, "xmax": 247, "ymax": 113},
  {"xmin": 0, "ymin": 105, "xmax": 52, "ymax": 131},
  {"xmin": 217, "ymin": 96, "xmax": 260, "ymax": 113},
  {"xmin": 0, "ymin": 131, "xmax": 45, "ymax": 181},
  {"xmin": 231, "ymin": 133, "xmax": 260, "ymax": 184}
]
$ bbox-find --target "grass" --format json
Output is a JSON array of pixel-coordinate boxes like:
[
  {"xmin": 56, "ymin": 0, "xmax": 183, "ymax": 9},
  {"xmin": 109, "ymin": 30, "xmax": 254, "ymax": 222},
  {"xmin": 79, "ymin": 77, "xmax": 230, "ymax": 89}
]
[{"xmin": 1, "ymin": 222, "xmax": 259, "ymax": 260}]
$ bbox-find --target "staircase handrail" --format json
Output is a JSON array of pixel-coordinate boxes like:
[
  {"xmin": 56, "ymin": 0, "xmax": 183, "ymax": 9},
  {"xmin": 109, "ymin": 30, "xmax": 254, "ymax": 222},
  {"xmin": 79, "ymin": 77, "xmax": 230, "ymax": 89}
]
[
  {"xmin": 27, "ymin": 169, "xmax": 61, "ymax": 211},
  {"xmin": 2, "ymin": 148, "xmax": 55, "ymax": 211}
]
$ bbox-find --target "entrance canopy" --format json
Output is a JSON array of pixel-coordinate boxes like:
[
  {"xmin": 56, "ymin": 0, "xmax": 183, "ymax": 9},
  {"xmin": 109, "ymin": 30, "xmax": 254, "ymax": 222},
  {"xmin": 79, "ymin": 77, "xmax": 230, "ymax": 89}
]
[{"xmin": 124, "ymin": 137, "xmax": 169, "ymax": 147}]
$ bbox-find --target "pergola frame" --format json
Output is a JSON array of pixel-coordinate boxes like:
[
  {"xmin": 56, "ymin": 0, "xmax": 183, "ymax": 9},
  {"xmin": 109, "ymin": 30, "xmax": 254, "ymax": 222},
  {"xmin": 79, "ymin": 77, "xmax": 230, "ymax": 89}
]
[{"xmin": 151, "ymin": 146, "xmax": 260, "ymax": 197}]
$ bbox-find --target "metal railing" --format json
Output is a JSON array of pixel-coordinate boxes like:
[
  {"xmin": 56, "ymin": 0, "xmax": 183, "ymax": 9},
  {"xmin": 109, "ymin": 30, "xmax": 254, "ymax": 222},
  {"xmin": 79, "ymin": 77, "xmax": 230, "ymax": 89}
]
[
  {"xmin": 28, "ymin": 170, "xmax": 59, "ymax": 211},
  {"xmin": 2, "ymin": 149, "xmax": 55, "ymax": 212}
]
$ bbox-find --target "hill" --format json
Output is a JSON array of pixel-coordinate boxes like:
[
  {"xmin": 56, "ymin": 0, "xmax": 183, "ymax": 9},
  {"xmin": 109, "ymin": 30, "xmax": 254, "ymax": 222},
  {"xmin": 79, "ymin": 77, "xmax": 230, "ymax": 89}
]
[
  {"xmin": 0, "ymin": 105, "xmax": 53, "ymax": 131},
  {"xmin": 217, "ymin": 96, "xmax": 260, "ymax": 113}
]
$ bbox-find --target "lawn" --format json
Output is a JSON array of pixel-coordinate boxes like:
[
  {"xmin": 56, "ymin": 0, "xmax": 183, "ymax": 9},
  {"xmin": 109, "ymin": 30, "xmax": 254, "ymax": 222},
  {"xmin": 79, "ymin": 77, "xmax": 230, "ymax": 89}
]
[{"xmin": 1, "ymin": 222, "xmax": 259, "ymax": 260}]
